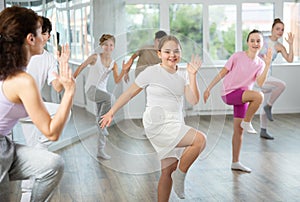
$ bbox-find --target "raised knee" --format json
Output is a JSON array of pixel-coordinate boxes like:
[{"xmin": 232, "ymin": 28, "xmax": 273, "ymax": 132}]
[
  {"xmin": 256, "ymin": 92, "xmax": 264, "ymax": 104},
  {"xmin": 35, "ymin": 153, "xmax": 64, "ymax": 184},
  {"xmin": 195, "ymin": 132, "xmax": 207, "ymax": 149},
  {"xmin": 200, "ymin": 133, "xmax": 207, "ymax": 145},
  {"xmin": 161, "ymin": 164, "xmax": 177, "ymax": 177},
  {"xmin": 280, "ymin": 82, "xmax": 286, "ymax": 91},
  {"xmin": 50, "ymin": 154, "xmax": 65, "ymax": 176}
]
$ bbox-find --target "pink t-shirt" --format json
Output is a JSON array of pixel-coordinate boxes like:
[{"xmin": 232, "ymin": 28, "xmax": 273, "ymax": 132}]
[{"xmin": 221, "ymin": 51, "xmax": 265, "ymax": 96}]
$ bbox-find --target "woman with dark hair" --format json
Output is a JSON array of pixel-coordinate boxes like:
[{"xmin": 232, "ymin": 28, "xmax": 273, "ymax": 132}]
[{"xmin": 0, "ymin": 6, "xmax": 75, "ymax": 201}]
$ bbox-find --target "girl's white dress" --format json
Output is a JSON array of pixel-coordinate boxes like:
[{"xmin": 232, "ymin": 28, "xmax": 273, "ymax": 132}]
[{"xmin": 135, "ymin": 64, "xmax": 192, "ymax": 160}]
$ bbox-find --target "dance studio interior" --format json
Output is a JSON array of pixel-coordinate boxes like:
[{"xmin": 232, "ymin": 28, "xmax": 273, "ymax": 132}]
[{"xmin": 1, "ymin": 0, "xmax": 300, "ymax": 201}]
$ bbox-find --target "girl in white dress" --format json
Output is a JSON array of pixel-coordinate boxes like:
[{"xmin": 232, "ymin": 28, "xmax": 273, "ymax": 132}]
[{"xmin": 100, "ymin": 35, "xmax": 206, "ymax": 201}]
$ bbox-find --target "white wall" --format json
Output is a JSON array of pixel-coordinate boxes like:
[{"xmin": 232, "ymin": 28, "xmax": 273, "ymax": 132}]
[{"xmin": 269, "ymin": 64, "xmax": 300, "ymax": 114}]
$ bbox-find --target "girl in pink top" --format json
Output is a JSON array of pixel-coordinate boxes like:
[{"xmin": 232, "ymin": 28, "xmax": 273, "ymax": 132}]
[{"xmin": 203, "ymin": 30, "xmax": 272, "ymax": 173}]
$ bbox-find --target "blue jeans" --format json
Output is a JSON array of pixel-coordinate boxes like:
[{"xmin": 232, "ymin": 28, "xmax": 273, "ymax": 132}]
[{"xmin": 0, "ymin": 136, "xmax": 64, "ymax": 201}]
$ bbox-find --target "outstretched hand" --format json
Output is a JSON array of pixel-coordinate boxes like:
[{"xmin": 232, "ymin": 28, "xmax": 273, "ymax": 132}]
[
  {"xmin": 99, "ymin": 111, "xmax": 113, "ymax": 129},
  {"xmin": 187, "ymin": 54, "xmax": 202, "ymax": 75},
  {"xmin": 57, "ymin": 43, "xmax": 70, "ymax": 64},
  {"xmin": 124, "ymin": 57, "xmax": 133, "ymax": 70},
  {"xmin": 263, "ymin": 48, "xmax": 273, "ymax": 67},
  {"xmin": 122, "ymin": 59, "xmax": 131, "ymax": 72},
  {"xmin": 285, "ymin": 32, "xmax": 294, "ymax": 45},
  {"xmin": 54, "ymin": 44, "xmax": 75, "ymax": 92}
]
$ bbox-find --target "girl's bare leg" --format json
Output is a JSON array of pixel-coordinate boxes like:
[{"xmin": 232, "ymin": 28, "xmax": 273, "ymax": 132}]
[
  {"xmin": 171, "ymin": 129, "xmax": 206, "ymax": 198},
  {"xmin": 240, "ymin": 90, "xmax": 263, "ymax": 133},
  {"xmin": 158, "ymin": 158, "xmax": 178, "ymax": 202},
  {"xmin": 231, "ymin": 118, "xmax": 251, "ymax": 172},
  {"xmin": 177, "ymin": 129, "xmax": 206, "ymax": 172},
  {"xmin": 242, "ymin": 90, "xmax": 263, "ymax": 122},
  {"xmin": 232, "ymin": 118, "xmax": 243, "ymax": 163}
]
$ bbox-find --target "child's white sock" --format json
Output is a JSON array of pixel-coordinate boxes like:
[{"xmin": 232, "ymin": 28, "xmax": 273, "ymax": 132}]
[
  {"xmin": 240, "ymin": 121, "xmax": 257, "ymax": 134},
  {"xmin": 171, "ymin": 169, "xmax": 186, "ymax": 199},
  {"xmin": 231, "ymin": 162, "xmax": 252, "ymax": 173}
]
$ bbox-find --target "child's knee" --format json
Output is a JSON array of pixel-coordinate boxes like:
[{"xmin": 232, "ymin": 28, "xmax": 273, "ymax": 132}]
[
  {"xmin": 280, "ymin": 82, "xmax": 286, "ymax": 91},
  {"xmin": 161, "ymin": 161, "xmax": 177, "ymax": 177},
  {"xmin": 255, "ymin": 91, "xmax": 264, "ymax": 104},
  {"xmin": 49, "ymin": 154, "xmax": 65, "ymax": 176},
  {"xmin": 195, "ymin": 132, "xmax": 207, "ymax": 149}
]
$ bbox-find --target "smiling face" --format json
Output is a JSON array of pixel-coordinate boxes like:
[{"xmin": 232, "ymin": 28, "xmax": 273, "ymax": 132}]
[
  {"xmin": 101, "ymin": 38, "xmax": 115, "ymax": 54},
  {"xmin": 271, "ymin": 22, "xmax": 284, "ymax": 39},
  {"xmin": 158, "ymin": 40, "xmax": 181, "ymax": 69},
  {"xmin": 247, "ymin": 32, "xmax": 263, "ymax": 53}
]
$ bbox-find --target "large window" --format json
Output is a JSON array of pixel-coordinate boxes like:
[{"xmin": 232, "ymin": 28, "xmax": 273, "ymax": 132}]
[
  {"xmin": 125, "ymin": 0, "xmax": 300, "ymax": 65},
  {"xmin": 125, "ymin": 4, "xmax": 160, "ymax": 55},
  {"xmin": 5, "ymin": 0, "xmax": 300, "ymax": 64},
  {"xmin": 169, "ymin": 4, "xmax": 203, "ymax": 62},
  {"xmin": 69, "ymin": 7, "xmax": 91, "ymax": 59},
  {"xmin": 242, "ymin": 3, "xmax": 274, "ymax": 51},
  {"xmin": 208, "ymin": 5, "xmax": 236, "ymax": 62},
  {"xmin": 5, "ymin": 0, "xmax": 92, "ymax": 61}
]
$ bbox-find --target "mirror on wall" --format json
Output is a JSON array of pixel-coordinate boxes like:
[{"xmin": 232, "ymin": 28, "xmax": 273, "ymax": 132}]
[{"xmin": 5, "ymin": 0, "xmax": 92, "ymax": 61}]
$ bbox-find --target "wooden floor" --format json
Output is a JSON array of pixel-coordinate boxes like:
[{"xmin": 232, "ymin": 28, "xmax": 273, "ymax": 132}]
[{"xmin": 11, "ymin": 107, "xmax": 300, "ymax": 202}]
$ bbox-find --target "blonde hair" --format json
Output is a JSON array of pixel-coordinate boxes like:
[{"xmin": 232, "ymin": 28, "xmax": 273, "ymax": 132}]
[{"xmin": 99, "ymin": 34, "xmax": 115, "ymax": 46}]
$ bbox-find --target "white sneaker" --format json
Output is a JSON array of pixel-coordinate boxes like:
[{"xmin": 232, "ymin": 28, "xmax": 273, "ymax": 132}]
[
  {"xmin": 231, "ymin": 162, "xmax": 252, "ymax": 173},
  {"xmin": 240, "ymin": 121, "xmax": 257, "ymax": 134},
  {"xmin": 97, "ymin": 149, "xmax": 111, "ymax": 160}
]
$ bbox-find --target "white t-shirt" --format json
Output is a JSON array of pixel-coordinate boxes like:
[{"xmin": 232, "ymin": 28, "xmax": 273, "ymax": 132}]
[
  {"xmin": 85, "ymin": 54, "xmax": 115, "ymax": 93},
  {"xmin": 26, "ymin": 49, "xmax": 58, "ymax": 91},
  {"xmin": 135, "ymin": 64, "xmax": 189, "ymax": 112}
]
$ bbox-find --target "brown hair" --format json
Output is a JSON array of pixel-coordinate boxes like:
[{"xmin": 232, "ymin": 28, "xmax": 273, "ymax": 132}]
[
  {"xmin": 41, "ymin": 16, "xmax": 52, "ymax": 34},
  {"xmin": 272, "ymin": 18, "xmax": 284, "ymax": 29},
  {"xmin": 99, "ymin": 34, "xmax": 115, "ymax": 46},
  {"xmin": 0, "ymin": 6, "xmax": 41, "ymax": 80},
  {"xmin": 246, "ymin": 29, "xmax": 263, "ymax": 42},
  {"xmin": 158, "ymin": 35, "xmax": 182, "ymax": 51},
  {"xmin": 155, "ymin": 30, "xmax": 167, "ymax": 39}
]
